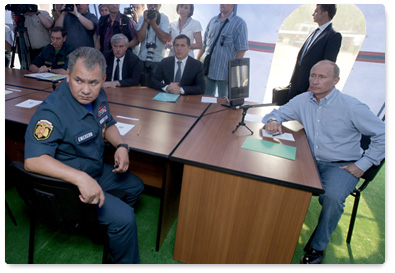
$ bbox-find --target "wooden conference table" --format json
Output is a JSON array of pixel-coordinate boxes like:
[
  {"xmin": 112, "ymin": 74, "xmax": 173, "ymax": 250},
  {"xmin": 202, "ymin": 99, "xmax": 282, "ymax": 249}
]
[
  {"xmin": 5, "ymin": 68, "xmax": 57, "ymax": 91},
  {"xmin": 5, "ymin": 68, "xmax": 323, "ymax": 262},
  {"xmin": 171, "ymin": 103, "xmax": 323, "ymax": 263}
]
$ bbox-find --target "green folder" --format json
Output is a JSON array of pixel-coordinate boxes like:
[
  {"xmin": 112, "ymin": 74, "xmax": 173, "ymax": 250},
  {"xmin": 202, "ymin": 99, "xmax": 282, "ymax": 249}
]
[
  {"xmin": 241, "ymin": 136, "xmax": 297, "ymax": 160},
  {"xmin": 153, "ymin": 92, "xmax": 180, "ymax": 102}
]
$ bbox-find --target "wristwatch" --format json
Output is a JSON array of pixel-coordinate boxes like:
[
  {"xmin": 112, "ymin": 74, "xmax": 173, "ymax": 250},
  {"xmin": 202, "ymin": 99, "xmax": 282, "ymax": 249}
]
[
  {"xmin": 116, "ymin": 143, "xmax": 129, "ymax": 151},
  {"xmin": 268, "ymin": 118, "xmax": 278, "ymax": 123}
]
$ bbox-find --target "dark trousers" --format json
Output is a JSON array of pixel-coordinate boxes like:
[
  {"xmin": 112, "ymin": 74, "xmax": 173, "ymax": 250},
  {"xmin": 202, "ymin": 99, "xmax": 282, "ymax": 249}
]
[{"xmin": 96, "ymin": 164, "xmax": 144, "ymax": 263}]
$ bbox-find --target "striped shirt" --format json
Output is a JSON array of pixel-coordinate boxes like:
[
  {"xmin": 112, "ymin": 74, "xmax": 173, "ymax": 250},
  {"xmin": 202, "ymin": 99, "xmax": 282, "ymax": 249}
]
[{"xmin": 202, "ymin": 12, "xmax": 248, "ymax": 81}]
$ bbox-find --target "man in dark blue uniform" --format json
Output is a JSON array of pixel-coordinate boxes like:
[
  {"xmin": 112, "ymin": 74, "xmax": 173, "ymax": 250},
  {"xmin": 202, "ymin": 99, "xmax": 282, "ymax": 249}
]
[
  {"xmin": 29, "ymin": 26, "xmax": 74, "ymax": 75},
  {"xmin": 24, "ymin": 47, "xmax": 144, "ymax": 263}
]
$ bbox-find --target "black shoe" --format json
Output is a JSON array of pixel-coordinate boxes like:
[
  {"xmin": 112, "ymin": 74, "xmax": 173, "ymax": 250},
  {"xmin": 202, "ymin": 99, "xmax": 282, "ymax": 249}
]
[{"xmin": 301, "ymin": 248, "xmax": 325, "ymax": 264}]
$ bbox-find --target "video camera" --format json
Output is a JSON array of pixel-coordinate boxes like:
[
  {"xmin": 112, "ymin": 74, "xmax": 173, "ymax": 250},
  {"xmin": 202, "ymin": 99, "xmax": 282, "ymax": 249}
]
[
  {"xmin": 62, "ymin": 4, "xmax": 75, "ymax": 12},
  {"xmin": 5, "ymin": 4, "xmax": 38, "ymax": 14},
  {"xmin": 124, "ymin": 4, "xmax": 136, "ymax": 21},
  {"xmin": 124, "ymin": 5, "xmax": 135, "ymax": 15}
]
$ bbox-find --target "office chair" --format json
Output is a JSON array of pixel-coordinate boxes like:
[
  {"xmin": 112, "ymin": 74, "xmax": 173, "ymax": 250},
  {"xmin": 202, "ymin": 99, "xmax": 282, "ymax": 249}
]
[
  {"xmin": 304, "ymin": 134, "xmax": 385, "ymax": 250},
  {"xmin": 10, "ymin": 161, "xmax": 111, "ymax": 264},
  {"xmin": 5, "ymin": 157, "xmax": 17, "ymax": 226},
  {"xmin": 346, "ymin": 134, "xmax": 385, "ymax": 244}
]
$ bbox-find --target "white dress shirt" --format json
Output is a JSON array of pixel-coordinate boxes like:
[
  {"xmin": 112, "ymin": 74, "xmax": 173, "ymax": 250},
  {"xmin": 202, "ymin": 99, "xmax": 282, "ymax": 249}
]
[
  {"xmin": 163, "ymin": 56, "xmax": 188, "ymax": 94},
  {"xmin": 112, "ymin": 55, "xmax": 125, "ymax": 81}
]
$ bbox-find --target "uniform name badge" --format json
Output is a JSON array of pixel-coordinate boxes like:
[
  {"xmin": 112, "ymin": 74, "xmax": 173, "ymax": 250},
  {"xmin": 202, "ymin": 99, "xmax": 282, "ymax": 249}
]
[{"xmin": 34, "ymin": 120, "xmax": 54, "ymax": 141}]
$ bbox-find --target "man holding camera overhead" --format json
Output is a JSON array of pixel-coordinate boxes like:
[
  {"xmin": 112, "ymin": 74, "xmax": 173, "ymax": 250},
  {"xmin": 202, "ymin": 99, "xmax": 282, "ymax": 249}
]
[
  {"xmin": 54, "ymin": 4, "xmax": 98, "ymax": 49},
  {"xmin": 95, "ymin": 4, "xmax": 138, "ymax": 53},
  {"xmin": 9, "ymin": 5, "xmax": 53, "ymax": 65},
  {"xmin": 136, "ymin": 4, "xmax": 170, "ymax": 86}
]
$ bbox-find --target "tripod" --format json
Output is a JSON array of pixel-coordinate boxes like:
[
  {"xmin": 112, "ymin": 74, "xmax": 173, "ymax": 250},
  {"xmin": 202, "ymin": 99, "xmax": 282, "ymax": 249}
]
[
  {"xmin": 11, "ymin": 16, "xmax": 33, "ymax": 70},
  {"xmin": 232, "ymin": 106, "xmax": 253, "ymax": 134},
  {"xmin": 232, "ymin": 103, "xmax": 275, "ymax": 134}
]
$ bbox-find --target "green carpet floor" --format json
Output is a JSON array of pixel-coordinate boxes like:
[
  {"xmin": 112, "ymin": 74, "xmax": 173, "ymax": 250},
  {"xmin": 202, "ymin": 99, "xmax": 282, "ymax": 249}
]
[{"xmin": 4, "ymin": 164, "xmax": 385, "ymax": 264}]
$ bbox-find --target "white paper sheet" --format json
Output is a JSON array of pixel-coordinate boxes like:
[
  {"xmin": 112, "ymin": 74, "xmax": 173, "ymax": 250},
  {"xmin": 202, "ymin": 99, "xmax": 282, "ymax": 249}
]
[
  {"xmin": 261, "ymin": 129, "xmax": 295, "ymax": 142},
  {"xmin": 116, "ymin": 115, "xmax": 140, "ymax": 121},
  {"xmin": 15, "ymin": 99, "xmax": 42, "ymax": 108},
  {"xmin": 6, "ymin": 88, "xmax": 21, "ymax": 92},
  {"xmin": 115, "ymin": 122, "xmax": 135, "ymax": 136},
  {"xmin": 201, "ymin": 97, "xmax": 217, "ymax": 103},
  {"xmin": 245, "ymin": 113, "xmax": 263, "ymax": 123}
]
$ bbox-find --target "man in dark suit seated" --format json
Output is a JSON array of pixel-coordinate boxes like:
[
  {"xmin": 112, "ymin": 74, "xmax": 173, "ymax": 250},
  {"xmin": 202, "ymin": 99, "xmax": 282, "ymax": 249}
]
[
  {"xmin": 103, "ymin": 33, "xmax": 140, "ymax": 88},
  {"xmin": 149, "ymin": 34, "xmax": 204, "ymax": 95}
]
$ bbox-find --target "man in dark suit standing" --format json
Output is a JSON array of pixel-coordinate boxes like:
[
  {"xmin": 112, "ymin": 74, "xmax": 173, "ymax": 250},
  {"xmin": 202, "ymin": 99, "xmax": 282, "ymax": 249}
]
[
  {"xmin": 103, "ymin": 33, "xmax": 140, "ymax": 88},
  {"xmin": 149, "ymin": 34, "xmax": 205, "ymax": 95},
  {"xmin": 287, "ymin": 4, "xmax": 342, "ymax": 101}
]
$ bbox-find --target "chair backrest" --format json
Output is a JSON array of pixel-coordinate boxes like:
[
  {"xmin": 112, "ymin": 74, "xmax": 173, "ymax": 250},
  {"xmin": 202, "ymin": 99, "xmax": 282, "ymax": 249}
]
[
  {"xmin": 359, "ymin": 135, "xmax": 385, "ymax": 184},
  {"xmin": 11, "ymin": 161, "xmax": 97, "ymax": 225}
]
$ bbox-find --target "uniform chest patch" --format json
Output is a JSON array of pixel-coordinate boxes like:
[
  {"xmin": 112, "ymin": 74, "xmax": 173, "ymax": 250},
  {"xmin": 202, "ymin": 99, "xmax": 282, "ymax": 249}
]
[
  {"xmin": 99, "ymin": 114, "xmax": 108, "ymax": 125},
  {"xmin": 34, "ymin": 120, "xmax": 54, "ymax": 141},
  {"xmin": 98, "ymin": 106, "xmax": 107, "ymax": 117},
  {"xmin": 76, "ymin": 131, "xmax": 95, "ymax": 144}
]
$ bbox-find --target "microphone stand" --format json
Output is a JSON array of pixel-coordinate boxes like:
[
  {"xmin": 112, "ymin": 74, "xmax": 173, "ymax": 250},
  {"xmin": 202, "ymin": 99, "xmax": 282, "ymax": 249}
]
[{"xmin": 232, "ymin": 103, "xmax": 276, "ymax": 134}]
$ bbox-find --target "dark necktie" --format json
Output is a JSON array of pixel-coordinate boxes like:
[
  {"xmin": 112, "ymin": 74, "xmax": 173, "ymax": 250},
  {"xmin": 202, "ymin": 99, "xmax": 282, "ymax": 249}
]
[
  {"xmin": 113, "ymin": 58, "xmax": 120, "ymax": 81},
  {"xmin": 174, "ymin": 61, "xmax": 182, "ymax": 82},
  {"xmin": 299, "ymin": 28, "xmax": 320, "ymax": 64}
]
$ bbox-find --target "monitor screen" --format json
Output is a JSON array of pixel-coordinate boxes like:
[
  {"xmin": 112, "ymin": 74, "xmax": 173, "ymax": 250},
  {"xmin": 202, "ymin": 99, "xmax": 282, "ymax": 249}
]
[{"xmin": 226, "ymin": 58, "xmax": 250, "ymax": 108}]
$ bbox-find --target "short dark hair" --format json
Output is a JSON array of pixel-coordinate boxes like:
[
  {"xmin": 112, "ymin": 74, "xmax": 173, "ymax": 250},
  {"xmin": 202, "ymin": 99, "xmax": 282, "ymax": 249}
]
[
  {"xmin": 318, "ymin": 4, "xmax": 337, "ymax": 20},
  {"xmin": 176, "ymin": 4, "xmax": 194, "ymax": 17},
  {"xmin": 51, "ymin": 26, "xmax": 66, "ymax": 37},
  {"xmin": 173, "ymin": 34, "xmax": 191, "ymax": 47}
]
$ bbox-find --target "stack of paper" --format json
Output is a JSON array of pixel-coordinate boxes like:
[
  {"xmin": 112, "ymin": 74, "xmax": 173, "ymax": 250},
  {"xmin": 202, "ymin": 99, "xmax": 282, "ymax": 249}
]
[{"xmin": 24, "ymin": 73, "xmax": 66, "ymax": 82}]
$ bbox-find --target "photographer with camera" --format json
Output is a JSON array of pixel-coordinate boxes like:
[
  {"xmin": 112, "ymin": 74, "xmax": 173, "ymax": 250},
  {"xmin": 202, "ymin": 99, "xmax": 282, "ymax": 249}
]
[
  {"xmin": 95, "ymin": 4, "xmax": 138, "ymax": 53},
  {"xmin": 131, "ymin": 4, "xmax": 145, "ymax": 24},
  {"xmin": 9, "ymin": 4, "xmax": 53, "ymax": 66},
  {"xmin": 54, "ymin": 4, "xmax": 98, "ymax": 49},
  {"xmin": 51, "ymin": 4, "xmax": 63, "ymax": 26},
  {"xmin": 136, "ymin": 4, "xmax": 170, "ymax": 86}
]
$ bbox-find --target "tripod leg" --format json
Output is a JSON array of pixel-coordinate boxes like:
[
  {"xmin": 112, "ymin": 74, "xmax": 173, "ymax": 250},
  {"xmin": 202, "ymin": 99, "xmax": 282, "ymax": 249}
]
[
  {"xmin": 245, "ymin": 125, "xmax": 254, "ymax": 135},
  {"xmin": 232, "ymin": 124, "xmax": 241, "ymax": 133}
]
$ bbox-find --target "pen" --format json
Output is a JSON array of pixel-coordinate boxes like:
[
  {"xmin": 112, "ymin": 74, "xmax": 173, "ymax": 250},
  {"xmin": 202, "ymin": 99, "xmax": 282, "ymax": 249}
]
[
  {"xmin": 137, "ymin": 126, "xmax": 142, "ymax": 136},
  {"xmin": 272, "ymin": 133, "xmax": 281, "ymax": 137}
]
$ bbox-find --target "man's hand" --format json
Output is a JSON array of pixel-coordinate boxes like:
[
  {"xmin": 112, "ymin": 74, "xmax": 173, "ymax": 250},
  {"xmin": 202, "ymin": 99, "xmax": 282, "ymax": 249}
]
[
  {"xmin": 25, "ymin": 155, "xmax": 105, "ymax": 207},
  {"xmin": 113, "ymin": 146, "xmax": 130, "ymax": 173},
  {"xmin": 263, "ymin": 120, "xmax": 283, "ymax": 135},
  {"xmin": 166, "ymin": 82, "xmax": 181, "ymax": 94},
  {"xmin": 76, "ymin": 172, "xmax": 105, "ymax": 207},
  {"xmin": 142, "ymin": 10, "xmax": 149, "ymax": 23},
  {"xmin": 340, "ymin": 164, "xmax": 364, "ymax": 178},
  {"xmin": 38, "ymin": 65, "xmax": 50, "ymax": 73},
  {"xmin": 103, "ymin": 81, "xmax": 118, "ymax": 88}
]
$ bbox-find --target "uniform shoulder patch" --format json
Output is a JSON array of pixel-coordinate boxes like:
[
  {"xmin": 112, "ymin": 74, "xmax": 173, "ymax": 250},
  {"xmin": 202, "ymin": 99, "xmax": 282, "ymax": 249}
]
[{"xmin": 34, "ymin": 120, "xmax": 54, "ymax": 141}]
